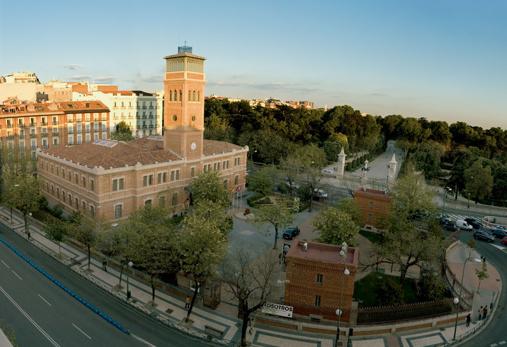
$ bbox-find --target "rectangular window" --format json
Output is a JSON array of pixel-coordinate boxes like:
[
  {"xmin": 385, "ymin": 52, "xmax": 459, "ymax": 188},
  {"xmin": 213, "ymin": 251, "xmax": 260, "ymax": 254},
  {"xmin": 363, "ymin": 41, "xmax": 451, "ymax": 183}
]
[
  {"xmin": 217, "ymin": 162, "xmax": 221, "ymax": 170},
  {"xmin": 90, "ymin": 179, "xmax": 95, "ymax": 192},
  {"xmin": 75, "ymin": 173, "xmax": 79, "ymax": 184},
  {"xmin": 157, "ymin": 173, "xmax": 163, "ymax": 184},
  {"xmin": 316, "ymin": 274, "xmax": 323, "ymax": 284},
  {"xmin": 176, "ymin": 170, "xmax": 180, "ymax": 180},
  {"xmin": 114, "ymin": 204, "xmax": 122, "ymax": 219},
  {"xmin": 112, "ymin": 178, "xmax": 124, "ymax": 191},
  {"xmin": 163, "ymin": 172, "xmax": 167, "ymax": 183},
  {"xmin": 82, "ymin": 177, "xmax": 86, "ymax": 188},
  {"xmin": 315, "ymin": 295, "xmax": 321, "ymax": 307},
  {"xmin": 213, "ymin": 163, "xmax": 217, "ymax": 171},
  {"xmin": 143, "ymin": 175, "xmax": 153, "ymax": 187},
  {"xmin": 190, "ymin": 167, "xmax": 195, "ymax": 177},
  {"xmin": 234, "ymin": 175, "xmax": 239, "ymax": 185},
  {"xmin": 170, "ymin": 171, "xmax": 175, "ymax": 181}
]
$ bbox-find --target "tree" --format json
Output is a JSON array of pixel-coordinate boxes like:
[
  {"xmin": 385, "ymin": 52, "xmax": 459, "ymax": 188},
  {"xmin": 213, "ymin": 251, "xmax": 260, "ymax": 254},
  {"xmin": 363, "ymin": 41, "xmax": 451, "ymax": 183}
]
[
  {"xmin": 255, "ymin": 198, "xmax": 295, "ymax": 250},
  {"xmin": 464, "ymin": 160, "xmax": 493, "ymax": 204},
  {"xmin": 247, "ymin": 166, "xmax": 277, "ymax": 197},
  {"xmin": 190, "ymin": 171, "xmax": 230, "ymax": 207},
  {"xmin": 180, "ymin": 202, "xmax": 228, "ymax": 321},
  {"xmin": 475, "ymin": 261, "xmax": 489, "ymax": 292},
  {"xmin": 222, "ymin": 250, "xmax": 276, "ymax": 347},
  {"xmin": 8, "ymin": 172, "xmax": 41, "ymax": 239},
  {"xmin": 375, "ymin": 170, "xmax": 443, "ymax": 286},
  {"xmin": 125, "ymin": 207, "xmax": 179, "ymax": 302},
  {"xmin": 111, "ymin": 121, "xmax": 134, "ymax": 141},
  {"xmin": 96, "ymin": 226, "xmax": 129, "ymax": 285},
  {"xmin": 335, "ymin": 198, "xmax": 362, "ymax": 225},
  {"xmin": 204, "ymin": 114, "xmax": 235, "ymax": 142},
  {"xmin": 413, "ymin": 141, "xmax": 445, "ymax": 180},
  {"xmin": 44, "ymin": 219, "xmax": 68, "ymax": 256},
  {"xmin": 72, "ymin": 216, "xmax": 98, "ymax": 271},
  {"xmin": 314, "ymin": 208, "xmax": 359, "ymax": 245},
  {"xmin": 284, "ymin": 144, "xmax": 326, "ymax": 212}
]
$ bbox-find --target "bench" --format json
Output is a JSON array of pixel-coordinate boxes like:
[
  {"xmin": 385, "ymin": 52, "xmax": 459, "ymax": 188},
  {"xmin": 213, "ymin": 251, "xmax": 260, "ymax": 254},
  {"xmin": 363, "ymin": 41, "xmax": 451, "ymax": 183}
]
[{"xmin": 204, "ymin": 325, "xmax": 225, "ymax": 340}]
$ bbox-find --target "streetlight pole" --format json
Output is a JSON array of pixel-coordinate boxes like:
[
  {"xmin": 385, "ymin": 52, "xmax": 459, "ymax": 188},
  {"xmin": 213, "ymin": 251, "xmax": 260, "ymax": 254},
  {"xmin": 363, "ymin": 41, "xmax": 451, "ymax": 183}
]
[
  {"xmin": 335, "ymin": 308, "xmax": 342, "ymax": 347},
  {"xmin": 452, "ymin": 297, "xmax": 460, "ymax": 340},
  {"xmin": 126, "ymin": 261, "xmax": 133, "ymax": 300}
]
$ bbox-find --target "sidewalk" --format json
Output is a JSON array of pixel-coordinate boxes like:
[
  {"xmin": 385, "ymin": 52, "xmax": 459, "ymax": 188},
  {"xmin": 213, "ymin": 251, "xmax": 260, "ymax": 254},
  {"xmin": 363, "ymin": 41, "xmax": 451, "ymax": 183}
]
[
  {"xmin": 0, "ymin": 206, "xmax": 499, "ymax": 347},
  {"xmin": 0, "ymin": 329, "xmax": 13, "ymax": 347}
]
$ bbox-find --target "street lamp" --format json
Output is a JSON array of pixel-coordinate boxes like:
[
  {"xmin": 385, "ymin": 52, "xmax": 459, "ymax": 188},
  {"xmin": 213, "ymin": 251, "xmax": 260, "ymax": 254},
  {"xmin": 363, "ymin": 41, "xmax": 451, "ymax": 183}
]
[
  {"xmin": 126, "ymin": 261, "xmax": 133, "ymax": 300},
  {"xmin": 10, "ymin": 184, "xmax": 20, "ymax": 223},
  {"xmin": 335, "ymin": 308, "xmax": 343, "ymax": 347},
  {"xmin": 452, "ymin": 297, "xmax": 460, "ymax": 340}
]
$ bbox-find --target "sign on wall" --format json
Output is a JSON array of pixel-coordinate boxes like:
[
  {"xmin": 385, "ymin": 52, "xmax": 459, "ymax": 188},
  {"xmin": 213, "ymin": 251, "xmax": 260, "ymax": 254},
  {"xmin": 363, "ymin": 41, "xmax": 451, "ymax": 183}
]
[{"xmin": 261, "ymin": 302, "xmax": 294, "ymax": 318}]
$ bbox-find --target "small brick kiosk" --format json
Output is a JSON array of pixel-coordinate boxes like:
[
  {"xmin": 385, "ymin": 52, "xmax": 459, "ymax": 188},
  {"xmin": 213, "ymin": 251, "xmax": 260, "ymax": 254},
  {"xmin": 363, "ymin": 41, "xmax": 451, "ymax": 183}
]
[
  {"xmin": 354, "ymin": 188, "xmax": 391, "ymax": 229},
  {"xmin": 284, "ymin": 240, "xmax": 358, "ymax": 321}
]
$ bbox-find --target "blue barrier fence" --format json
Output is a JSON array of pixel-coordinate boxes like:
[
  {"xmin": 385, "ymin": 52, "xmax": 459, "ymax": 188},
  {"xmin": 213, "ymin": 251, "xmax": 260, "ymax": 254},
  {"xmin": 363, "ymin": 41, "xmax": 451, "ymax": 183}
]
[{"xmin": 0, "ymin": 237, "xmax": 130, "ymax": 335}]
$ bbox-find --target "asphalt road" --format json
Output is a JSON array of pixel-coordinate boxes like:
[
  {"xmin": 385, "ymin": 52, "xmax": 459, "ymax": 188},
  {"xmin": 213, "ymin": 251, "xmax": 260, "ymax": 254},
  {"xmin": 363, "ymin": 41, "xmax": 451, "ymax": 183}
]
[
  {"xmin": 0, "ymin": 224, "xmax": 215, "ymax": 347},
  {"xmin": 458, "ymin": 231, "xmax": 507, "ymax": 347}
]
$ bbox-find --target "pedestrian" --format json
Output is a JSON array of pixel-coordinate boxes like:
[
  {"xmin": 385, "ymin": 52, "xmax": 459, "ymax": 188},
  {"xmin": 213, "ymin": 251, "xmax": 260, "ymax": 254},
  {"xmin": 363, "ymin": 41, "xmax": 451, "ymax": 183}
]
[
  {"xmin": 185, "ymin": 295, "xmax": 191, "ymax": 310},
  {"xmin": 102, "ymin": 259, "xmax": 108, "ymax": 272},
  {"xmin": 479, "ymin": 306, "xmax": 483, "ymax": 320},
  {"xmin": 248, "ymin": 317, "xmax": 255, "ymax": 335},
  {"xmin": 466, "ymin": 314, "xmax": 471, "ymax": 327},
  {"xmin": 483, "ymin": 306, "xmax": 488, "ymax": 320},
  {"xmin": 278, "ymin": 253, "xmax": 282, "ymax": 265},
  {"xmin": 490, "ymin": 302, "xmax": 493, "ymax": 310}
]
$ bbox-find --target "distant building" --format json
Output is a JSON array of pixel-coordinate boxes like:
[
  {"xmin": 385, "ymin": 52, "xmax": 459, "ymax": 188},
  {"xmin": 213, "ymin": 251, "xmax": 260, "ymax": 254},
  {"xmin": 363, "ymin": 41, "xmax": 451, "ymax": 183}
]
[
  {"xmin": 0, "ymin": 71, "xmax": 43, "ymax": 103},
  {"xmin": 284, "ymin": 240, "xmax": 358, "ymax": 322},
  {"xmin": 37, "ymin": 46, "xmax": 248, "ymax": 222},
  {"xmin": 73, "ymin": 89, "xmax": 162, "ymax": 137},
  {"xmin": 354, "ymin": 188, "xmax": 391, "ymax": 228},
  {"xmin": 0, "ymin": 101, "xmax": 110, "ymax": 158},
  {"xmin": 285, "ymin": 100, "xmax": 315, "ymax": 109}
]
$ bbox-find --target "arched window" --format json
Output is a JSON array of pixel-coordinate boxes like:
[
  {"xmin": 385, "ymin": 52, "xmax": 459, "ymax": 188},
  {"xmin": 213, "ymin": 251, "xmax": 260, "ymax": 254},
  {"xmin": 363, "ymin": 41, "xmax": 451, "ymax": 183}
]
[
  {"xmin": 192, "ymin": 91, "xmax": 196, "ymax": 101},
  {"xmin": 179, "ymin": 90, "xmax": 182, "ymax": 101},
  {"xmin": 197, "ymin": 91, "xmax": 200, "ymax": 101},
  {"xmin": 188, "ymin": 90, "xmax": 191, "ymax": 101},
  {"xmin": 169, "ymin": 90, "xmax": 173, "ymax": 101}
]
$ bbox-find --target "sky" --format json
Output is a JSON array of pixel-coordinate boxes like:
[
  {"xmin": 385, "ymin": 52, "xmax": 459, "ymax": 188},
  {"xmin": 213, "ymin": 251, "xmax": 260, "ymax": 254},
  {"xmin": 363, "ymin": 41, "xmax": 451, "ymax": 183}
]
[{"xmin": 1, "ymin": 0, "xmax": 506, "ymax": 129}]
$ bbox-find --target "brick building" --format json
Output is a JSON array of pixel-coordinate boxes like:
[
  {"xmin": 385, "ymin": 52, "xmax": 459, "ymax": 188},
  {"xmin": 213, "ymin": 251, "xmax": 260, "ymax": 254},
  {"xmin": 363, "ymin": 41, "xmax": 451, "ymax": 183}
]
[
  {"xmin": 0, "ymin": 100, "xmax": 110, "ymax": 158},
  {"xmin": 354, "ymin": 188, "xmax": 391, "ymax": 229},
  {"xmin": 37, "ymin": 46, "xmax": 248, "ymax": 222},
  {"xmin": 284, "ymin": 240, "xmax": 358, "ymax": 321}
]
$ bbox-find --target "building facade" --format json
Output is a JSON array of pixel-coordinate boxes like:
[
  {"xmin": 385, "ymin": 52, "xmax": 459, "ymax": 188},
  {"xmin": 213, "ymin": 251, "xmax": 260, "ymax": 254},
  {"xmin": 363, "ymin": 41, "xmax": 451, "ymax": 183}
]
[
  {"xmin": 73, "ymin": 89, "xmax": 162, "ymax": 137},
  {"xmin": 37, "ymin": 46, "xmax": 248, "ymax": 222},
  {"xmin": 354, "ymin": 188, "xmax": 391, "ymax": 229},
  {"xmin": 284, "ymin": 240, "xmax": 358, "ymax": 321},
  {"xmin": 0, "ymin": 101, "xmax": 110, "ymax": 158}
]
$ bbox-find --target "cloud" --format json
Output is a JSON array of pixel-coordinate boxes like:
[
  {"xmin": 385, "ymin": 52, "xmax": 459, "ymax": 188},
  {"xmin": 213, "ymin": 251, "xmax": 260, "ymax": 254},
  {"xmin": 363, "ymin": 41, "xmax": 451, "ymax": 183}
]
[
  {"xmin": 93, "ymin": 76, "xmax": 115, "ymax": 84},
  {"xmin": 63, "ymin": 64, "xmax": 83, "ymax": 70},
  {"xmin": 207, "ymin": 80, "xmax": 321, "ymax": 93},
  {"xmin": 68, "ymin": 75, "xmax": 91, "ymax": 81}
]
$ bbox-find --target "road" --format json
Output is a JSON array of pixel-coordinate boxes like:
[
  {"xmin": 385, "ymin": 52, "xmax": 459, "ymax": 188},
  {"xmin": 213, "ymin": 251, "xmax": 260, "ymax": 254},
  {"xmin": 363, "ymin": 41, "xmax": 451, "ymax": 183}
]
[
  {"xmin": 0, "ymin": 223, "xmax": 214, "ymax": 347},
  {"xmin": 457, "ymin": 231, "xmax": 507, "ymax": 347}
]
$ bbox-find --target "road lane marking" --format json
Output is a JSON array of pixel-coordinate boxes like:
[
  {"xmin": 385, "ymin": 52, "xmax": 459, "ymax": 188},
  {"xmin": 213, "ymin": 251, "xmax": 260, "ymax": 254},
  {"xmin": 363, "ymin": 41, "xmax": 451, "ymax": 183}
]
[
  {"xmin": 132, "ymin": 334, "xmax": 157, "ymax": 347},
  {"xmin": 0, "ymin": 285, "xmax": 60, "ymax": 347},
  {"xmin": 38, "ymin": 294, "xmax": 52, "ymax": 307},
  {"xmin": 11, "ymin": 270, "xmax": 22, "ymax": 280},
  {"xmin": 1, "ymin": 260, "xmax": 10, "ymax": 268},
  {"xmin": 492, "ymin": 244, "xmax": 506, "ymax": 251},
  {"xmin": 72, "ymin": 323, "xmax": 92, "ymax": 340}
]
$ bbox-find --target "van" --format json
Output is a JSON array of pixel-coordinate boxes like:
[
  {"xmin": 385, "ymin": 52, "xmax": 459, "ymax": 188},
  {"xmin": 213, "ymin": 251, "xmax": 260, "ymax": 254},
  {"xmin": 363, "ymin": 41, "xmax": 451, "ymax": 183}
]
[{"xmin": 456, "ymin": 219, "xmax": 473, "ymax": 231}]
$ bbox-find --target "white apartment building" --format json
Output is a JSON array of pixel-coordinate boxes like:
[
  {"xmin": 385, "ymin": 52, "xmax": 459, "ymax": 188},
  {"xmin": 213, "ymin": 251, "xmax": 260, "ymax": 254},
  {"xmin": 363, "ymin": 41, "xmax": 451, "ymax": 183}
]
[{"xmin": 73, "ymin": 90, "xmax": 163, "ymax": 137}]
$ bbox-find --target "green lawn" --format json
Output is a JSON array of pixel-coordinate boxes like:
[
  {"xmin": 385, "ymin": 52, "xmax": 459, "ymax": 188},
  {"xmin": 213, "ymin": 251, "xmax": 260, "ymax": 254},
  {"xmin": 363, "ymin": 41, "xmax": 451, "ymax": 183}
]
[
  {"xmin": 359, "ymin": 229, "xmax": 383, "ymax": 244},
  {"xmin": 353, "ymin": 272, "xmax": 418, "ymax": 307}
]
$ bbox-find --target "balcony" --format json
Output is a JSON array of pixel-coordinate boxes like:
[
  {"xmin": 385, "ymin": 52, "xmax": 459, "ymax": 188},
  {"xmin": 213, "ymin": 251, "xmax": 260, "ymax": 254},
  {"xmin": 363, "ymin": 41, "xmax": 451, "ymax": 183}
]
[{"xmin": 30, "ymin": 133, "xmax": 37, "ymax": 138}]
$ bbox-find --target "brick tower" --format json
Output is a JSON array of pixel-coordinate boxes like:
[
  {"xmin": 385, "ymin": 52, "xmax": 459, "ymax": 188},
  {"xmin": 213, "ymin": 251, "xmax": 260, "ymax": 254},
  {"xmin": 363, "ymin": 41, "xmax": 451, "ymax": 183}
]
[{"xmin": 163, "ymin": 45, "xmax": 205, "ymax": 160}]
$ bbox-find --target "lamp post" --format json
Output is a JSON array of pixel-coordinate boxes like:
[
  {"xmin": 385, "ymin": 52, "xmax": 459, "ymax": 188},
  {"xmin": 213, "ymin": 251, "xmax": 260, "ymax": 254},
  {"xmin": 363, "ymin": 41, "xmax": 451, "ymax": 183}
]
[
  {"xmin": 126, "ymin": 261, "xmax": 133, "ymax": 300},
  {"xmin": 10, "ymin": 184, "xmax": 20, "ymax": 223},
  {"xmin": 335, "ymin": 308, "xmax": 343, "ymax": 347},
  {"xmin": 452, "ymin": 297, "xmax": 460, "ymax": 340}
]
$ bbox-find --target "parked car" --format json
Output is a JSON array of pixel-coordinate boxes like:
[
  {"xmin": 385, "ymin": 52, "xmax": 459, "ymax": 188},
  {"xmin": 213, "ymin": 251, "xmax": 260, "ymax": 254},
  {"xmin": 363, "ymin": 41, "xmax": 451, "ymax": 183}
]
[
  {"xmin": 473, "ymin": 229, "xmax": 495, "ymax": 242},
  {"xmin": 284, "ymin": 178, "xmax": 300, "ymax": 190},
  {"xmin": 282, "ymin": 226, "xmax": 301, "ymax": 240},
  {"xmin": 313, "ymin": 188, "xmax": 328, "ymax": 199},
  {"xmin": 456, "ymin": 219, "xmax": 473, "ymax": 231},
  {"xmin": 501, "ymin": 236, "xmax": 507, "ymax": 246},
  {"xmin": 442, "ymin": 220, "xmax": 457, "ymax": 231},
  {"xmin": 489, "ymin": 227, "xmax": 507, "ymax": 238},
  {"xmin": 464, "ymin": 217, "xmax": 482, "ymax": 229},
  {"xmin": 322, "ymin": 168, "xmax": 335, "ymax": 175}
]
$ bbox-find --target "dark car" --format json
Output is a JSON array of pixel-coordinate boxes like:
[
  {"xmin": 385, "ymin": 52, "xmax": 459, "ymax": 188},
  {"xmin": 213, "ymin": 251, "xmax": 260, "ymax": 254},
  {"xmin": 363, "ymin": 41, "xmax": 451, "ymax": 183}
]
[
  {"xmin": 473, "ymin": 229, "xmax": 495, "ymax": 242},
  {"xmin": 282, "ymin": 227, "xmax": 300, "ymax": 240},
  {"xmin": 465, "ymin": 217, "xmax": 482, "ymax": 229},
  {"xmin": 440, "ymin": 218, "xmax": 456, "ymax": 231},
  {"xmin": 490, "ymin": 227, "xmax": 507, "ymax": 238}
]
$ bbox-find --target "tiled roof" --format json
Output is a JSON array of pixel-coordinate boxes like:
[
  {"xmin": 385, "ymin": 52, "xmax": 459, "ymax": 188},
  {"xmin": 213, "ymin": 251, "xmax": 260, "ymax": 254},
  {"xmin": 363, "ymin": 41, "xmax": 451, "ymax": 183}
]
[
  {"xmin": 354, "ymin": 188, "xmax": 391, "ymax": 202},
  {"xmin": 203, "ymin": 139, "xmax": 244, "ymax": 156},
  {"xmin": 42, "ymin": 138, "xmax": 181, "ymax": 169},
  {"xmin": 0, "ymin": 101, "xmax": 108, "ymax": 115},
  {"xmin": 286, "ymin": 239, "xmax": 358, "ymax": 266},
  {"xmin": 41, "ymin": 138, "xmax": 246, "ymax": 169}
]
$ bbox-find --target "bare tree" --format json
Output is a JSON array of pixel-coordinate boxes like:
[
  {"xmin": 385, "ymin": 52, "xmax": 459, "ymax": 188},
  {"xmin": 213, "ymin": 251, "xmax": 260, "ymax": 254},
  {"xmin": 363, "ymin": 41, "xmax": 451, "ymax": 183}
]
[{"xmin": 222, "ymin": 250, "xmax": 276, "ymax": 347}]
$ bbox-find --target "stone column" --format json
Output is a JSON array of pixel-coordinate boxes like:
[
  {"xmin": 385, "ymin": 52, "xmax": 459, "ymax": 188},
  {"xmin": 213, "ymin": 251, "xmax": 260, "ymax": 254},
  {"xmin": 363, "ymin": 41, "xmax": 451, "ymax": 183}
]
[
  {"xmin": 337, "ymin": 148, "xmax": 346, "ymax": 178},
  {"xmin": 387, "ymin": 154, "xmax": 397, "ymax": 188}
]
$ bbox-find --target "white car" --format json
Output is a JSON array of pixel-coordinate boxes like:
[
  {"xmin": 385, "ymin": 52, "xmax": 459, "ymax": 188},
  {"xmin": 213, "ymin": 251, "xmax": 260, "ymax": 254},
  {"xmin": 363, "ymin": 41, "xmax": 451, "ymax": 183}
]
[
  {"xmin": 313, "ymin": 188, "xmax": 328, "ymax": 199},
  {"xmin": 455, "ymin": 219, "xmax": 473, "ymax": 231},
  {"xmin": 322, "ymin": 168, "xmax": 335, "ymax": 175}
]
